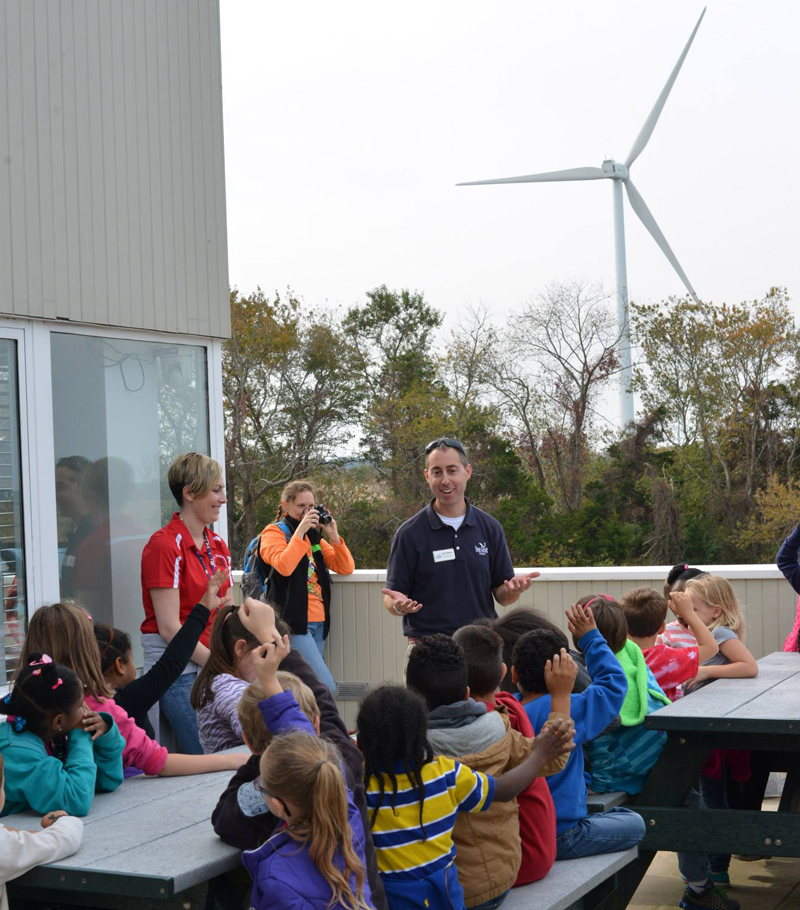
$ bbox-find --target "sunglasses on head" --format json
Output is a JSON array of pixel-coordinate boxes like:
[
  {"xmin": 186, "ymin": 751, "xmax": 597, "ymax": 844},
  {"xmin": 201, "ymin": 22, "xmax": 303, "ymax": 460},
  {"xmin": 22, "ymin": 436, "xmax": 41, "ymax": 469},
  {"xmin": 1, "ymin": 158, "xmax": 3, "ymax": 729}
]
[{"xmin": 425, "ymin": 437, "xmax": 466, "ymax": 456}]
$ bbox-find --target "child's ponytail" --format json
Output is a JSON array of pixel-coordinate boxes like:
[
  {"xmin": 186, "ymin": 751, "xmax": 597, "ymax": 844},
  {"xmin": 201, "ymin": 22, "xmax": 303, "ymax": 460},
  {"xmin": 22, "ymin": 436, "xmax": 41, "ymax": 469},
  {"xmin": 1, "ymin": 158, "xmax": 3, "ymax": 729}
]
[
  {"xmin": 262, "ymin": 732, "xmax": 369, "ymax": 910},
  {"xmin": 308, "ymin": 759, "xmax": 367, "ymax": 910}
]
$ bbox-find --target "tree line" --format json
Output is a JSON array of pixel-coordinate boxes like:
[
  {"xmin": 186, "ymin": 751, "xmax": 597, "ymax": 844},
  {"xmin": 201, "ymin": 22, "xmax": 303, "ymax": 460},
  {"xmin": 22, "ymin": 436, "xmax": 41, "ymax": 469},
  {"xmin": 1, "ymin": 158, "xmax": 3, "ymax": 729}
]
[{"xmin": 223, "ymin": 282, "xmax": 798, "ymax": 570}]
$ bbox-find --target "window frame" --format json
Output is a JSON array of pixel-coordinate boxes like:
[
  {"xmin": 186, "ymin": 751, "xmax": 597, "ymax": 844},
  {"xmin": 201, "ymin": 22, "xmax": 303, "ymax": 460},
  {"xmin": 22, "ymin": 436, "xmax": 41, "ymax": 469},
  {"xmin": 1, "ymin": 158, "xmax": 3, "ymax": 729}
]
[{"xmin": 0, "ymin": 318, "xmax": 225, "ymax": 654}]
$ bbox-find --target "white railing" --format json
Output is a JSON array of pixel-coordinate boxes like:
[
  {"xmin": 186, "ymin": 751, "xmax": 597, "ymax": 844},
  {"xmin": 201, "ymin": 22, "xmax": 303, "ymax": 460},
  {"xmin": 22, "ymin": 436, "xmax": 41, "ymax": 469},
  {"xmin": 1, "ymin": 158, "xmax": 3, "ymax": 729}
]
[{"xmin": 232, "ymin": 565, "xmax": 798, "ymax": 727}]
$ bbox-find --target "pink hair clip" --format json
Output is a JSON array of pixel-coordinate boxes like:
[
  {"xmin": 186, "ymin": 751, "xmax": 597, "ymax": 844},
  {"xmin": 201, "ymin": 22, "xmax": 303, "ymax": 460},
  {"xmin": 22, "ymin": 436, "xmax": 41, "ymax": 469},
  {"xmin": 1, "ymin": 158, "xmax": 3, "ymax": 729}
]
[{"xmin": 51, "ymin": 678, "xmax": 63, "ymax": 690}]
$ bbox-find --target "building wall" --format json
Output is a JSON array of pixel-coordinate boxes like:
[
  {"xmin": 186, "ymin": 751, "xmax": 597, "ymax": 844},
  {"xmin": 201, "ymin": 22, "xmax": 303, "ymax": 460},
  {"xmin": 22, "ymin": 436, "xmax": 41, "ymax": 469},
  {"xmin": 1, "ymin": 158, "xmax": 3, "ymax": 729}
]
[
  {"xmin": 233, "ymin": 565, "xmax": 800, "ymax": 727},
  {"xmin": 0, "ymin": 0, "xmax": 230, "ymax": 338}
]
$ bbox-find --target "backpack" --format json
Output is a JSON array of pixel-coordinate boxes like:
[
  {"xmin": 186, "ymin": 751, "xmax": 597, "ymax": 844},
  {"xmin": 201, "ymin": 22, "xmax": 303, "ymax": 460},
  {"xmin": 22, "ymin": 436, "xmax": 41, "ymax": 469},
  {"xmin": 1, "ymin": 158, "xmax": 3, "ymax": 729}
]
[{"xmin": 240, "ymin": 520, "xmax": 292, "ymax": 602}]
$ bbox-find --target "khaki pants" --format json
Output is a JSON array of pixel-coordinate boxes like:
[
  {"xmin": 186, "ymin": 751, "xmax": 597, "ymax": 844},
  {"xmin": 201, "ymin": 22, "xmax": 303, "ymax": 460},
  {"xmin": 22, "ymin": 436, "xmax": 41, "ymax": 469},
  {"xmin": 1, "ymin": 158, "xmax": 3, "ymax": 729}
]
[{"xmin": 402, "ymin": 638, "xmax": 419, "ymax": 684}]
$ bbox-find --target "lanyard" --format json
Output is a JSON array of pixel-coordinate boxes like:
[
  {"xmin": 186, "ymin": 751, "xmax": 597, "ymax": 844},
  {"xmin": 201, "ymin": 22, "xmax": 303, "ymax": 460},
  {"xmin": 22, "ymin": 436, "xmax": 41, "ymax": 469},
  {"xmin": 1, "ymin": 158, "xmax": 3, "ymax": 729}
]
[{"xmin": 194, "ymin": 529, "xmax": 217, "ymax": 580}]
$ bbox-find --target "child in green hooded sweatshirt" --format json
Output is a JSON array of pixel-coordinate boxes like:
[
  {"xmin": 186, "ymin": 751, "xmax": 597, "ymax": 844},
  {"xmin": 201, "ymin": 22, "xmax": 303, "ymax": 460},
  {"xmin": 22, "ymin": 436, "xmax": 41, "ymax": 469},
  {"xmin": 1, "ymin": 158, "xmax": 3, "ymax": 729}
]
[{"xmin": 578, "ymin": 595, "xmax": 670, "ymax": 796}]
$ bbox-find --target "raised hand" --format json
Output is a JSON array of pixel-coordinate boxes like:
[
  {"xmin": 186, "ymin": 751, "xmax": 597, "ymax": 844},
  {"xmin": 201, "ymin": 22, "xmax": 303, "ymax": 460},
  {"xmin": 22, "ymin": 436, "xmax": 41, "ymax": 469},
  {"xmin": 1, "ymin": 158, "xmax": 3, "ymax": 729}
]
[
  {"xmin": 251, "ymin": 635, "xmax": 291, "ymax": 695},
  {"xmin": 565, "ymin": 602, "xmax": 597, "ymax": 642},
  {"xmin": 239, "ymin": 598, "xmax": 281, "ymax": 646},
  {"xmin": 668, "ymin": 590, "xmax": 694, "ymax": 624},
  {"xmin": 200, "ymin": 569, "xmax": 229, "ymax": 611},
  {"xmin": 545, "ymin": 648, "xmax": 578, "ymax": 699}
]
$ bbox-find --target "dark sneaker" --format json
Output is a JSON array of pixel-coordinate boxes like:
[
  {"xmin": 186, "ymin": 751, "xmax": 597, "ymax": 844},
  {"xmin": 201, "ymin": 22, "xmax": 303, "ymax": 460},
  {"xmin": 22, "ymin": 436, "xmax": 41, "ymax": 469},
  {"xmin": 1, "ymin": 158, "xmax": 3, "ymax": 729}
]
[{"xmin": 679, "ymin": 884, "xmax": 741, "ymax": 910}]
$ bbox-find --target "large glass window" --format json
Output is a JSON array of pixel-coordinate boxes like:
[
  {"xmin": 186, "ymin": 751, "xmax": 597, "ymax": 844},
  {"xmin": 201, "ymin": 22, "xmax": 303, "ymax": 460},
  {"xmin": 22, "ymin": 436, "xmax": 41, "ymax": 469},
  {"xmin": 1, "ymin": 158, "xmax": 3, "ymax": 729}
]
[
  {"xmin": 0, "ymin": 341, "xmax": 26, "ymax": 683},
  {"xmin": 51, "ymin": 334, "xmax": 209, "ymax": 658}
]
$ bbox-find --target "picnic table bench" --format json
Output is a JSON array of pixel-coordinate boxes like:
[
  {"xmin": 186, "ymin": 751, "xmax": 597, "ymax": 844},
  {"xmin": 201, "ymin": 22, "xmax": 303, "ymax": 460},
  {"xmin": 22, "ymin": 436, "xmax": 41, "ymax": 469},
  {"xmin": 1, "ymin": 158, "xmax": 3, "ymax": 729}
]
[
  {"xmin": 504, "ymin": 848, "xmax": 639, "ymax": 910},
  {"xmin": 5, "ymin": 764, "xmax": 240, "ymax": 909}
]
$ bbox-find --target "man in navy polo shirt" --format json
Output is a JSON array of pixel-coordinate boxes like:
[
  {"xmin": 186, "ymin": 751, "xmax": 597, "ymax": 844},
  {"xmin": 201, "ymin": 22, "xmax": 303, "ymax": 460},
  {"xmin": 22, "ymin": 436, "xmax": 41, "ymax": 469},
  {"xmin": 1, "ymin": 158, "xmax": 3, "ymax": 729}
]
[{"xmin": 382, "ymin": 438, "xmax": 538, "ymax": 641}]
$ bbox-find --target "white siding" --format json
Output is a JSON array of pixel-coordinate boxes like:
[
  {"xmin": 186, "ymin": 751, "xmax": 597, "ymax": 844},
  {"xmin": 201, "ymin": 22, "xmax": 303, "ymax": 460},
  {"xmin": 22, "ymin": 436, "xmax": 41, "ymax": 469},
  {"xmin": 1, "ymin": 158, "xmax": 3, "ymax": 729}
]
[{"xmin": 0, "ymin": 0, "xmax": 230, "ymax": 338}]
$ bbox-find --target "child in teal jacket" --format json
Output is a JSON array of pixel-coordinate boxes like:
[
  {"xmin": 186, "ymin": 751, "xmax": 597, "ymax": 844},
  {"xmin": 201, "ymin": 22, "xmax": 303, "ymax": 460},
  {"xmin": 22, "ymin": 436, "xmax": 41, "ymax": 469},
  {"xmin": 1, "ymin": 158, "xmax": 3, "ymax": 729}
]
[{"xmin": 0, "ymin": 654, "xmax": 124, "ymax": 817}]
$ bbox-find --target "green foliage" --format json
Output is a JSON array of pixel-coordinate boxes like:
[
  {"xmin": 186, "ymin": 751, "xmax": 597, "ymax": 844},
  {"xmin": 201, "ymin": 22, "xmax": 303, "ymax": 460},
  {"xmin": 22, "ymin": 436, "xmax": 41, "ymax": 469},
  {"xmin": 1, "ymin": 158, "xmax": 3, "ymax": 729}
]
[{"xmin": 225, "ymin": 283, "xmax": 800, "ymax": 569}]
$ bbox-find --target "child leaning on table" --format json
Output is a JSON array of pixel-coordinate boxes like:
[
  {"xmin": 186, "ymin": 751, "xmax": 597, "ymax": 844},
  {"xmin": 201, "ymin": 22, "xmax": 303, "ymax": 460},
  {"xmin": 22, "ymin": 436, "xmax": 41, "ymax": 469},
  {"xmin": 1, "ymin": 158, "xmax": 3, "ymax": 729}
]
[
  {"xmin": 0, "ymin": 753, "xmax": 84, "ymax": 910},
  {"xmin": 242, "ymin": 637, "xmax": 377, "ymax": 910},
  {"xmin": 0, "ymin": 655, "xmax": 124, "ymax": 818},
  {"xmin": 621, "ymin": 586, "xmax": 718, "ymax": 701},
  {"xmin": 20, "ymin": 602, "xmax": 250, "ymax": 778},
  {"xmin": 661, "ymin": 564, "xmax": 707, "ymax": 649}
]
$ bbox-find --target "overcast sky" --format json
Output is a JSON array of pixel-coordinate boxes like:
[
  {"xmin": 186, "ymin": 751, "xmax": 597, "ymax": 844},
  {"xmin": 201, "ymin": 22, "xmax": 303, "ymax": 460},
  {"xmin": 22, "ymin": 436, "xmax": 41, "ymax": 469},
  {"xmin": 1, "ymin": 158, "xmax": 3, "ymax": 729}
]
[{"xmin": 220, "ymin": 1, "xmax": 800, "ymax": 425}]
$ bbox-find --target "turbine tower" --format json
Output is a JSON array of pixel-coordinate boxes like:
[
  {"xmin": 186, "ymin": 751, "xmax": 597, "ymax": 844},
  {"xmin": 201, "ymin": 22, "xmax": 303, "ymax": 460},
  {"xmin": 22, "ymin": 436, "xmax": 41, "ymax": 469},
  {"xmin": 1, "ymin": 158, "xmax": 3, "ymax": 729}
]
[{"xmin": 458, "ymin": 8, "xmax": 706, "ymax": 429}]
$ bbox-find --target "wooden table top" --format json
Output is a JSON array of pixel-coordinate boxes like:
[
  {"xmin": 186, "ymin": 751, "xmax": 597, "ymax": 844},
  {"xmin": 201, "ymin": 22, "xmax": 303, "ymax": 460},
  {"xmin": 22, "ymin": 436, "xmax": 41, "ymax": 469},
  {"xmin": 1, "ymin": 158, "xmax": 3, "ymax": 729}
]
[
  {"xmin": 645, "ymin": 651, "xmax": 800, "ymax": 735},
  {"xmin": 4, "ymin": 763, "xmax": 241, "ymax": 900}
]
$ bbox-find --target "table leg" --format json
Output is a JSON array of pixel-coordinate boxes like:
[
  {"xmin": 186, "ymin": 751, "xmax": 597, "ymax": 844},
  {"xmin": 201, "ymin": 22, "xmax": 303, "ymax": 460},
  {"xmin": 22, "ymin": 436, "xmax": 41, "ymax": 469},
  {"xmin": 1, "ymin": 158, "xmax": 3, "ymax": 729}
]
[{"xmin": 777, "ymin": 766, "xmax": 800, "ymax": 813}]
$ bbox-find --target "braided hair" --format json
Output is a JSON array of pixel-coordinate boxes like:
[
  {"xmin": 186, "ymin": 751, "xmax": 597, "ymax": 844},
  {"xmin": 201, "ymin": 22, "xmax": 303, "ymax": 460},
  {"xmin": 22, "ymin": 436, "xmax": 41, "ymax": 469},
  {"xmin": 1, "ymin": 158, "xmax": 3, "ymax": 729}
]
[
  {"xmin": 357, "ymin": 685, "xmax": 433, "ymax": 837},
  {"xmin": 0, "ymin": 653, "xmax": 83, "ymax": 738},
  {"xmin": 93, "ymin": 624, "xmax": 132, "ymax": 675}
]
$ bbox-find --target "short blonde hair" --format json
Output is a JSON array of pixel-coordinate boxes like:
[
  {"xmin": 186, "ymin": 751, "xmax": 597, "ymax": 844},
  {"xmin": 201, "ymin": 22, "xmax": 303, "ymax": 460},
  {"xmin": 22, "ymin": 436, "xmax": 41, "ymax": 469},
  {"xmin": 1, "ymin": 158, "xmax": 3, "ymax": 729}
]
[
  {"xmin": 237, "ymin": 671, "xmax": 320, "ymax": 753},
  {"xmin": 685, "ymin": 574, "xmax": 746, "ymax": 639},
  {"xmin": 167, "ymin": 452, "xmax": 223, "ymax": 506}
]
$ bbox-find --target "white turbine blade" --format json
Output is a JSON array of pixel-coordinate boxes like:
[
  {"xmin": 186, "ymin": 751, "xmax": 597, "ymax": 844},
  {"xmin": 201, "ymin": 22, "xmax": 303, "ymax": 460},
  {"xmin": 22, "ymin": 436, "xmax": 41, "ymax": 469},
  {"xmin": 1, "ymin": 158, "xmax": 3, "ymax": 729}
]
[
  {"xmin": 624, "ymin": 179, "xmax": 697, "ymax": 299},
  {"xmin": 624, "ymin": 7, "xmax": 706, "ymax": 168},
  {"xmin": 457, "ymin": 166, "xmax": 606, "ymax": 186}
]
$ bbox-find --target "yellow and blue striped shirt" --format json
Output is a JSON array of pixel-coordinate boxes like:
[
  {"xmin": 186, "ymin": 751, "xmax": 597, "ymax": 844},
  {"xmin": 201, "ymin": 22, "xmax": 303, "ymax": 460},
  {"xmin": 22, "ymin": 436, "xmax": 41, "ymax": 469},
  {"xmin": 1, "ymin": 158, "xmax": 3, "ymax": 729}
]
[{"xmin": 366, "ymin": 756, "xmax": 494, "ymax": 881}]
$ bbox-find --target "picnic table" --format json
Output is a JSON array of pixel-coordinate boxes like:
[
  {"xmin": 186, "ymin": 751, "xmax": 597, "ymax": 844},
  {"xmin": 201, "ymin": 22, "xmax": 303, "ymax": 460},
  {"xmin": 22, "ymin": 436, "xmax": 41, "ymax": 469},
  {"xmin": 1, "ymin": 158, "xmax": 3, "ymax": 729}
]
[
  {"xmin": 4, "ymin": 764, "xmax": 241, "ymax": 909},
  {"xmin": 603, "ymin": 651, "xmax": 800, "ymax": 908}
]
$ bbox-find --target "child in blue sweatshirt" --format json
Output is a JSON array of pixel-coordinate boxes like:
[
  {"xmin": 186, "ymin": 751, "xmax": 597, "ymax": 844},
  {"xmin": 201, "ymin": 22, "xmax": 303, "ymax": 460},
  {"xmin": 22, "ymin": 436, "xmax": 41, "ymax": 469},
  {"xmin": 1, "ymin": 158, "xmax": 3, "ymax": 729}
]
[
  {"xmin": 512, "ymin": 602, "xmax": 645, "ymax": 860},
  {"xmin": 242, "ymin": 637, "xmax": 376, "ymax": 910},
  {"xmin": 0, "ymin": 654, "xmax": 124, "ymax": 818}
]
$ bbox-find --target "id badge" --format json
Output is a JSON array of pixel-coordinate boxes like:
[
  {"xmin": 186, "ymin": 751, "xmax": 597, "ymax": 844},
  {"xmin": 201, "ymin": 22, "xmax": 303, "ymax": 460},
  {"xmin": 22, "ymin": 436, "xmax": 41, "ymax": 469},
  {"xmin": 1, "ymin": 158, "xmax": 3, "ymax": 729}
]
[{"xmin": 433, "ymin": 548, "xmax": 456, "ymax": 563}]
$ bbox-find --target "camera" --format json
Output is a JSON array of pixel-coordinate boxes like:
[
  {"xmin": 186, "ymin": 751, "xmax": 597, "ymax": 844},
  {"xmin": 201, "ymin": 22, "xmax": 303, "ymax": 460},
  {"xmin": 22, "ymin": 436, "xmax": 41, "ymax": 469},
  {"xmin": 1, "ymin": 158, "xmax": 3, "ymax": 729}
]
[{"xmin": 315, "ymin": 503, "xmax": 333, "ymax": 526}]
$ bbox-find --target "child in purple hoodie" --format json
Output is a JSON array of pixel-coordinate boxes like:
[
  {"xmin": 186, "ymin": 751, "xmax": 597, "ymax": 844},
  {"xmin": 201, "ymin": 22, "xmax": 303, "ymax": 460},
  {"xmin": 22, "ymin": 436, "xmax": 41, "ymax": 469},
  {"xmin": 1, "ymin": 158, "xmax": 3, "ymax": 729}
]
[{"xmin": 242, "ymin": 637, "xmax": 375, "ymax": 910}]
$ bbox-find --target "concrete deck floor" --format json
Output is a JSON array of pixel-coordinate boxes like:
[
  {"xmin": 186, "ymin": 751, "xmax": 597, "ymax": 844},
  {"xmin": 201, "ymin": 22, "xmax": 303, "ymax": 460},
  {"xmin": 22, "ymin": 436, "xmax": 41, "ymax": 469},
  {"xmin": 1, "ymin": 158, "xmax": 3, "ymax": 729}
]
[{"xmin": 630, "ymin": 799, "xmax": 799, "ymax": 909}]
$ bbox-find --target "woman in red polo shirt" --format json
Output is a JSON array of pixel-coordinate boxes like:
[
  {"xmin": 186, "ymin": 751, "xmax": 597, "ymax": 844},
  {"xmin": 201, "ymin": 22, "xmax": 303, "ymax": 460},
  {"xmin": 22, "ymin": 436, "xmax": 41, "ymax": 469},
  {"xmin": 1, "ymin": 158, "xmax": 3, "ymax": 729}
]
[{"xmin": 140, "ymin": 452, "xmax": 232, "ymax": 753}]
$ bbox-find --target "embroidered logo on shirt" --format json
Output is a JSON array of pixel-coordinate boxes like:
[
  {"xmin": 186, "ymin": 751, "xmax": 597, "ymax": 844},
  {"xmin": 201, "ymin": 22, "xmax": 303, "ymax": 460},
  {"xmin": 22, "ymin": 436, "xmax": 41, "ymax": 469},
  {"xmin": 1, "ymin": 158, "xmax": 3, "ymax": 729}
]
[{"xmin": 474, "ymin": 542, "xmax": 488, "ymax": 556}]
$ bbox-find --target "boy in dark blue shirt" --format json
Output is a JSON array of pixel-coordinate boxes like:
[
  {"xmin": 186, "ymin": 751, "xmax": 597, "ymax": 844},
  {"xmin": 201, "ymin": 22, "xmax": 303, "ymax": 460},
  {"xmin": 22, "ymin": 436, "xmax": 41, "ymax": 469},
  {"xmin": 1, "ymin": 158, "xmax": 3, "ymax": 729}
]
[{"xmin": 513, "ymin": 602, "xmax": 645, "ymax": 859}]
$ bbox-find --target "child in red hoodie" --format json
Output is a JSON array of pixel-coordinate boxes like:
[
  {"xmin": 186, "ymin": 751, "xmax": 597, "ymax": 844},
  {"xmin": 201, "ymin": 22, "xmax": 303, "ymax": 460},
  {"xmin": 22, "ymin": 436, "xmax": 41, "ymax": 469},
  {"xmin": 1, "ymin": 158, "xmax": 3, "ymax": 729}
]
[{"xmin": 453, "ymin": 625, "xmax": 577, "ymax": 887}]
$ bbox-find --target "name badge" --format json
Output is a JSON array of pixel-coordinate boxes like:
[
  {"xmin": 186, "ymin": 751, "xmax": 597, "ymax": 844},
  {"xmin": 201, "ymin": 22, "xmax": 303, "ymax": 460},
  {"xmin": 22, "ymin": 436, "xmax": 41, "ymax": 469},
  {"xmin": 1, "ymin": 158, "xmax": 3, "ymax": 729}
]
[
  {"xmin": 63, "ymin": 555, "xmax": 76, "ymax": 568},
  {"xmin": 433, "ymin": 548, "xmax": 456, "ymax": 563}
]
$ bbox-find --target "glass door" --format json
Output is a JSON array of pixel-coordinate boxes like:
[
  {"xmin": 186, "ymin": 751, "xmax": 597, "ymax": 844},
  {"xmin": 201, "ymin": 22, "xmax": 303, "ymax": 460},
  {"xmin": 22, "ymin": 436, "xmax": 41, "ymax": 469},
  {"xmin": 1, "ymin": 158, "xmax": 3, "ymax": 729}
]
[{"xmin": 0, "ymin": 340, "xmax": 26, "ymax": 682}]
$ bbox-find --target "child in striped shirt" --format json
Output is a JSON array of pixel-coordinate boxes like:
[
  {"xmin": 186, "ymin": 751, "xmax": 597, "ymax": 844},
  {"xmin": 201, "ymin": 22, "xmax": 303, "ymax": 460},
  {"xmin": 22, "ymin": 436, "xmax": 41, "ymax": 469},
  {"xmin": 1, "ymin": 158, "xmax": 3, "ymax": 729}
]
[{"xmin": 357, "ymin": 685, "xmax": 573, "ymax": 910}]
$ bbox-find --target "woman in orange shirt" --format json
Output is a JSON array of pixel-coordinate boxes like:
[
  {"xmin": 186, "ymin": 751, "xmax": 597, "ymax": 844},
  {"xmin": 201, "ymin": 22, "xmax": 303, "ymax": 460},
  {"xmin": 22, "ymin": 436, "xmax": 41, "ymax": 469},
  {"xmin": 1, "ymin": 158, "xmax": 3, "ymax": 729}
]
[{"xmin": 259, "ymin": 480, "xmax": 354, "ymax": 692}]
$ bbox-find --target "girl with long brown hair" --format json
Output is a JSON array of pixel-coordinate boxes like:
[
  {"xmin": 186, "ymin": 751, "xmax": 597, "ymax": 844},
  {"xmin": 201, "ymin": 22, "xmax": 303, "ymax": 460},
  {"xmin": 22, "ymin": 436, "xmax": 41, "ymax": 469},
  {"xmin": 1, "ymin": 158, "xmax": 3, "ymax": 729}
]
[{"xmin": 242, "ymin": 639, "xmax": 374, "ymax": 910}]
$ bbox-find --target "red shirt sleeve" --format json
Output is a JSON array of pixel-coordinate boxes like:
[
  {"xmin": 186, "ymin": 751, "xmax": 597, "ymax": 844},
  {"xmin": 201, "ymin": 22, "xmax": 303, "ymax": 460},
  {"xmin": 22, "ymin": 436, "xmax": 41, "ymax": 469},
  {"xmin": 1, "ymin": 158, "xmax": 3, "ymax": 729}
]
[{"xmin": 141, "ymin": 534, "xmax": 182, "ymax": 591}]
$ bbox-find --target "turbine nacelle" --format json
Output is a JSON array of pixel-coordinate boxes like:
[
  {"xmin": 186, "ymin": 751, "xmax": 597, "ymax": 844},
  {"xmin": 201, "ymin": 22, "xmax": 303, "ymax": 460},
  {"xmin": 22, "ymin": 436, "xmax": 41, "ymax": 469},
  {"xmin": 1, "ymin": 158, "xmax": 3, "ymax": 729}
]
[{"xmin": 602, "ymin": 160, "xmax": 629, "ymax": 180}]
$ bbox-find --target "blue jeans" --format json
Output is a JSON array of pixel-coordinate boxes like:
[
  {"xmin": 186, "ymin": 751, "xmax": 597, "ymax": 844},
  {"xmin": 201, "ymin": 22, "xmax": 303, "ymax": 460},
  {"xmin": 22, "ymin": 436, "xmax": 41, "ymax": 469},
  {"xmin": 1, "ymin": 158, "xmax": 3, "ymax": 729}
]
[
  {"xmin": 555, "ymin": 806, "xmax": 646, "ymax": 860},
  {"xmin": 290, "ymin": 622, "xmax": 336, "ymax": 694},
  {"xmin": 677, "ymin": 776, "xmax": 731, "ymax": 884},
  {"xmin": 159, "ymin": 671, "xmax": 203, "ymax": 754},
  {"xmin": 471, "ymin": 892, "xmax": 509, "ymax": 910}
]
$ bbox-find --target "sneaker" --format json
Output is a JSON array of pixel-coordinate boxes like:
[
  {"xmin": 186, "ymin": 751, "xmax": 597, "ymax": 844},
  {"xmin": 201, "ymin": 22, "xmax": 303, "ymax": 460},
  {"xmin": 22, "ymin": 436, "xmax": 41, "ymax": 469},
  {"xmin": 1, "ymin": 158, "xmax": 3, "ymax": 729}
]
[
  {"xmin": 679, "ymin": 884, "xmax": 741, "ymax": 910},
  {"xmin": 709, "ymin": 871, "xmax": 731, "ymax": 886}
]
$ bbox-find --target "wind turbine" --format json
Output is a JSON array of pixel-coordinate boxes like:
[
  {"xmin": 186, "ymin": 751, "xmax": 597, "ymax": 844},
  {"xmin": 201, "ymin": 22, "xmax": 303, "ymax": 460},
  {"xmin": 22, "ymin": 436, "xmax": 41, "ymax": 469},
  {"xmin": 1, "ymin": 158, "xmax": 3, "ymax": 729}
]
[{"xmin": 458, "ymin": 8, "xmax": 706, "ymax": 429}]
